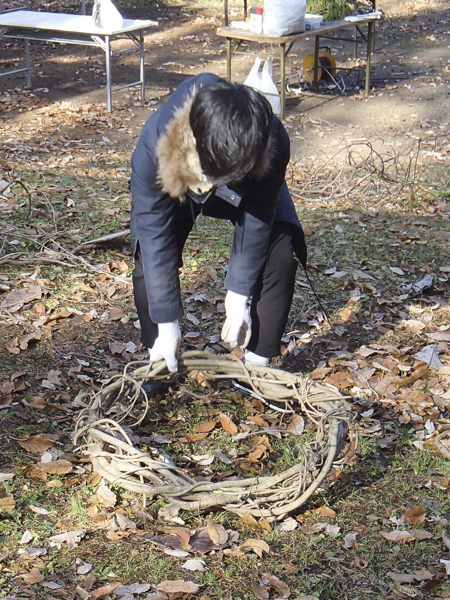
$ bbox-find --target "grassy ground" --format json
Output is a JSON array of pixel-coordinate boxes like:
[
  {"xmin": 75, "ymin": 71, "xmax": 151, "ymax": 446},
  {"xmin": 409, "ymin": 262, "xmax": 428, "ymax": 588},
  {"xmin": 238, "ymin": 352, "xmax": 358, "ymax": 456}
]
[
  {"xmin": 1, "ymin": 0, "xmax": 450, "ymax": 599},
  {"xmin": 1, "ymin": 170, "xmax": 450, "ymax": 598}
]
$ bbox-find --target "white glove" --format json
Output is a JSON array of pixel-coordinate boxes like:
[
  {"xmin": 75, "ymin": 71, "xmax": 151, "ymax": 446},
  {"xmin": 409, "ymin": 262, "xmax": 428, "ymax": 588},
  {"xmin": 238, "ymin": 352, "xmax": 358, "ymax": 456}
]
[
  {"xmin": 149, "ymin": 321, "xmax": 181, "ymax": 373},
  {"xmin": 221, "ymin": 290, "xmax": 252, "ymax": 349}
]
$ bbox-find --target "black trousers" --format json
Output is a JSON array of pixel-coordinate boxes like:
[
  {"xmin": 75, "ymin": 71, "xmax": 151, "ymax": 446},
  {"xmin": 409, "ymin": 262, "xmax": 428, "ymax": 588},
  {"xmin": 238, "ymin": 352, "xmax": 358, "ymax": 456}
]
[{"xmin": 132, "ymin": 220, "xmax": 300, "ymax": 359}]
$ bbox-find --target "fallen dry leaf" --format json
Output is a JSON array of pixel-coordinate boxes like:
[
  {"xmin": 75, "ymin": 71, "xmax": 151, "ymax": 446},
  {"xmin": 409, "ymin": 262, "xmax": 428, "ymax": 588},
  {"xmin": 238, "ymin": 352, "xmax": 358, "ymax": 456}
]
[
  {"xmin": 20, "ymin": 530, "xmax": 33, "ymax": 544},
  {"xmin": 116, "ymin": 583, "xmax": 151, "ymax": 596},
  {"xmin": 29, "ymin": 504, "xmax": 51, "ymax": 515},
  {"xmin": 158, "ymin": 503, "xmax": 180, "ymax": 522},
  {"xmin": 248, "ymin": 415, "xmax": 270, "ymax": 427},
  {"xmin": 1, "ymin": 285, "xmax": 42, "ymax": 312},
  {"xmin": 388, "ymin": 573, "xmax": 417, "ymax": 584},
  {"xmin": 36, "ymin": 460, "xmax": 73, "ymax": 475},
  {"xmin": 24, "ymin": 567, "xmax": 44, "ymax": 584},
  {"xmin": 259, "ymin": 518, "xmax": 272, "ymax": 533},
  {"xmin": 115, "ymin": 511, "xmax": 137, "ymax": 531},
  {"xmin": 302, "ymin": 522, "xmax": 327, "ymax": 535},
  {"xmin": 108, "ymin": 308, "xmax": 126, "ymax": 321},
  {"xmin": 46, "ymin": 480, "xmax": 63, "ymax": 489},
  {"xmin": 162, "ymin": 547, "xmax": 189, "ymax": 558},
  {"xmin": 313, "ymin": 507, "xmax": 336, "ymax": 518},
  {"xmin": 193, "ymin": 420, "xmax": 217, "ymax": 433},
  {"xmin": 395, "ymin": 584, "xmax": 420, "ymax": 598},
  {"xmin": 171, "ymin": 530, "xmax": 191, "ymax": 549},
  {"xmin": 241, "ymin": 513, "xmax": 259, "ymax": 527},
  {"xmin": 403, "ymin": 506, "xmax": 426, "ymax": 526},
  {"xmin": 214, "ymin": 449, "xmax": 233, "ymax": 464},
  {"xmin": 279, "ymin": 518, "xmax": 298, "ymax": 532},
  {"xmin": 18, "ymin": 547, "xmax": 47, "ymax": 558},
  {"xmin": 401, "ymin": 319, "xmax": 427, "ymax": 333},
  {"xmin": 184, "ymin": 432, "xmax": 209, "ymax": 442},
  {"xmin": 341, "ymin": 307, "xmax": 358, "ymax": 323},
  {"xmin": 414, "ymin": 344, "xmax": 444, "ymax": 370},
  {"xmin": 409, "ymin": 529, "xmax": 434, "ymax": 540},
  {"xmin": 76, "ymin": 558, "xmax": 93, "ymax": 575},
  {"xmin": 412, "ymin": 569, "xmax": 434, "ymax": 582},
  {"xmin": 251, "ymin": 582, "xmax": 269, "ymax": 600},
  {"xmin": 207, "ymin": 520, "xmax": 228, "ymax": 545},
  {"xmin": 353, "ymin": 556, "xmax": 368, "ymax": 568},
  {"xmin": 388, "ymin": 570, "xmax": 433, "ymax": 584},
  {"xmin": 157, "ymin": 580, "xmax": 200, "ymax": 594},
  {"xmin": 191, "ymin": 452, "xmax": 214, "ymax": 465},
  {"xmin": 106, "ymin": 530, "xmax": 131, "ymax": 541},
  {"xmin": 380, "ymin": 530, "xmax": 416, "ymax": 544},
  {"xmin": 223, "ymin": 546, "xmax": 246, "ymax": 558},
  {"xmin": 427, "ymin": 332, "xmax": 450, "ymax": 342},
  {"xmin": 0, "ymin": 488, "xmax": 15, "ymax": 512},
  {"xmin": 18, "ymin": 436, "xmax": 55, "ymax": 453},
  {"xmin": 181, "ymin": 559, "xmax": 205, "ymax": 572},
  {"xmin": 220, "ymin": 413, "xmax": 238, "ymax": 435},
  {"xmin": 97, "ymin": 479, "xmax": 117, "ymax": 508},
  {"xmin": 344, "ymin": 532, "xmax": 358, "ymax": 549},
  {"xmin": 48, "ymin": 529, "xmax": 86, "ymax": 549},
  {"xmin": 423, "ymin": 578, "xmax": 441, "ymax": 593},
  {"xmin": 326, "ymin": 524, "xmax": 341, "ymax": 536},
  {"xmin": 286, "ymin": 414, "xmax": 305, "ymax": 436},
  {"xmin": 442, "ymin": 530, "xmax": 450, "ymax": 551},
  {"xmin": 240, "ymin": 538, "xmax": 270, "ymax": 558},
  {"xmin": 259, "ymin": 573, "xmax": 290, "ymax": 598},
  {"xmin": 41, "ymin": 581, "xmax": 63, "ymax": 589},
  {"xmin": 28, "ymin": 467, "xmax": 48, "ymax": 481},
  {"xmin": 186, "ymin": 312, "xmax": 200, "ymax": 325},
  {"xmin": 89, "ymin": 582, "xmax": 122, "ymax": 598},
  {"xmin": 145, "ymin": 593, "xmax": 168, "ymax": 600}
]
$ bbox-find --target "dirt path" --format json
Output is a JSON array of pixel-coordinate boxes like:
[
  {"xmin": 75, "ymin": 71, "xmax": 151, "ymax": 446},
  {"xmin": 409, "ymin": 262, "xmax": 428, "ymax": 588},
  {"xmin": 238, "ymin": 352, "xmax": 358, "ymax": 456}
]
[{"xmin": 2, "ymin": 0, "xmax": 450, "ymax": 161}]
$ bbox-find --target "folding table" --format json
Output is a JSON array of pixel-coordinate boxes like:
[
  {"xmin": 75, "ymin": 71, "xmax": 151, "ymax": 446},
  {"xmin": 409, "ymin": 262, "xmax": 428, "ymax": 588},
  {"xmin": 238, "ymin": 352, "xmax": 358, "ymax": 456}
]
[
  {"xmin": 216, "ymin": 15, "xmax": 379, "ymax": 119},
  {"xmin": 0, "ymin": 10, "xmax": 157, "ymax": 111}
]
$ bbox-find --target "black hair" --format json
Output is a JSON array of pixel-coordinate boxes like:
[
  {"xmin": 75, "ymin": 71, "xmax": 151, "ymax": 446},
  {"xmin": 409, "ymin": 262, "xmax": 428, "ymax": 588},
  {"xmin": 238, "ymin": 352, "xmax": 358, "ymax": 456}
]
[{"xmin": 189, "ymin": 80, "xmax": 273, "ymax": 185}]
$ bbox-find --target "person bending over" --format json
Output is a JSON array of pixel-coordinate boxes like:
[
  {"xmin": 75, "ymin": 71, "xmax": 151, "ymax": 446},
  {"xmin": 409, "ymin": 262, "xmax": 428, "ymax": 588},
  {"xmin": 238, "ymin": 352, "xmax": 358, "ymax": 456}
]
[{"xmin": 130, "ymin": 73, "xmax": 306, "ymax": 374}]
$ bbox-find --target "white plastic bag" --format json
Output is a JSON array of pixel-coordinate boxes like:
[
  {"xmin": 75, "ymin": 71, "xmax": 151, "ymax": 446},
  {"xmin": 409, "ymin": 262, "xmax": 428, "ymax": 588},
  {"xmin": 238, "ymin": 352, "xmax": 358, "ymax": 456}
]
[
  {"xmin": 92, "ymin": 0, "xmax": 124, "ymax": 30},
  {"xmin": 244, "ymin": 57, "xmax": 281, "ymax": 115},
  {"xmin": 263, "ymin": 0, "xmax": 307, "ymax": 37},
  {"xmin": 244, "ymin": 56, "xmax": 263, "ymax": 89}
]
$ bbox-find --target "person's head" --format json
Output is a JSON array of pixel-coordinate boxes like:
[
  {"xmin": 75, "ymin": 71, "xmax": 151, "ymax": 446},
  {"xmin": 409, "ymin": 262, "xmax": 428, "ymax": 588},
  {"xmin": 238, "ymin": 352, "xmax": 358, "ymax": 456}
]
[{"xmin": 189, "ymin": 80, "xmax": 273, "ymax": 185}]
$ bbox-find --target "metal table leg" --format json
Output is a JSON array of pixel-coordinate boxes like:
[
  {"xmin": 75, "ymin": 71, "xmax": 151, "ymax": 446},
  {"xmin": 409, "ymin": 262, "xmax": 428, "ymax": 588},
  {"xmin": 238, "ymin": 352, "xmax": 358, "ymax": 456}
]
[
  {"xmin": 226, "ymin": 38, "xmax": 232, "ymax": 80},
  {"xmin": 105, "ymin": 34, "xmax": 112, "ymax": 112},
  {"xmin": 25, "ymin": 37, "xmax": 31, "ymax": 87},
  {"xmin": 313, "ymin": 34, "xmax": 320, "ymax": 87},
  {"xmin": 280, "ymin": 42, "xmax": 285, "ymax": 120},
  {"xmin": 140, "ymin": 30, "xmax": 145, "ymax": 101},
  {"xmin": 365, "ymin": 21, "xmax": 373, "ymax": 96}
]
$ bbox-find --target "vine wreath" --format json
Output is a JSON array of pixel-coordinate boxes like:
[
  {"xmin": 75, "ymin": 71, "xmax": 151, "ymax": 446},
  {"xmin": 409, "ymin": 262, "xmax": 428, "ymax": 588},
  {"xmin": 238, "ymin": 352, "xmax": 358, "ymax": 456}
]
[{"xmin": 74, "ymin": 351, "xmax": 353, "ymax": 518}]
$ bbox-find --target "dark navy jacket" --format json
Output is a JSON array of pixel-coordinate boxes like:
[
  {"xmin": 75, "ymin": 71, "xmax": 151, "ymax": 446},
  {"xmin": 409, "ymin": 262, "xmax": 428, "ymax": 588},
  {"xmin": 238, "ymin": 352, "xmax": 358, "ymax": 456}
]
[{"xmin": 130, "ymin": 73, "xmax": 302, "ymax": 324}]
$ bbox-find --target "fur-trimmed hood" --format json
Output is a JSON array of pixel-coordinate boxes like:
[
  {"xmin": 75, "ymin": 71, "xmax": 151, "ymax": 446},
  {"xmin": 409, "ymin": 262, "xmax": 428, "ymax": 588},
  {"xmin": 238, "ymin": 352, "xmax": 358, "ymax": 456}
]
[{"xmin": 155, "ymin": 92, "xmax": 272, "ymax": 200}]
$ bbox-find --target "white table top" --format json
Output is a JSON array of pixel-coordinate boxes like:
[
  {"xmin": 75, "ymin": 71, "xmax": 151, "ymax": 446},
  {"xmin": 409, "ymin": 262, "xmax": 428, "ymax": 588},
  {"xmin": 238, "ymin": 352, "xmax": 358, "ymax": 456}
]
[
  {"xmin": 0, "ymin": 10, "xmax": 157, "ymax": 35},
  {"xmin": 217, "ymin": 16, "xmax": 379, "ymax": 43}
]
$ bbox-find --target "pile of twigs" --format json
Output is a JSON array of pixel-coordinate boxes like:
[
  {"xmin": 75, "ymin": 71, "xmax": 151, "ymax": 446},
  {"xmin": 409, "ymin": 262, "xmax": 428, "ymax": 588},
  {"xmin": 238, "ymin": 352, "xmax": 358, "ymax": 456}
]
[
  {"xmin": 74, "ymin": 351, "xmax": 352, "ymax": 518},
  {"xmin": 289, "ymin": 125, "xmax": 447, "ymax": 212}
]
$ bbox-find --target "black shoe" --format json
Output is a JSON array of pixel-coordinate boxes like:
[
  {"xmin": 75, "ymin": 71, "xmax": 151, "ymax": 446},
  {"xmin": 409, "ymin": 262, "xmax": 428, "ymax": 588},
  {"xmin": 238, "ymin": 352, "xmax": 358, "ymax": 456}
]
[
  {"xmin": 231, "ymin": 379, "xmax": 300, "ymax": 413},
  {"xmin": 141, "ymin": 380, "xmax": 167, "ymax": 398}
]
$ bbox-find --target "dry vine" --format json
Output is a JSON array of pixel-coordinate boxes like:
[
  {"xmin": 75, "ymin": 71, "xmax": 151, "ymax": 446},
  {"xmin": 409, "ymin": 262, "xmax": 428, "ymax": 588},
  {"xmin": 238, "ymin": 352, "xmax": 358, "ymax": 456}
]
[
  {"xmin": 74, "ymin": 351, "xmax": 353, "ymax": 518},
  {"xmin": 289, "ymin": 124, "xmax": 447, "ymax": 212}
]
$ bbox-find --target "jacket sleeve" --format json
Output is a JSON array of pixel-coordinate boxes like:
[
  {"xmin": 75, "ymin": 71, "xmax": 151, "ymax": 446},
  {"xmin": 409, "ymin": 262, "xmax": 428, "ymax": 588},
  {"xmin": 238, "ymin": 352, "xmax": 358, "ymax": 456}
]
[
  {"xmin": 225, "ymin": 117, "xmax": 291, "ymax": 296},
  {"xmin": 130, "ymin": 135, "xmax": 183, "ymax": 324}
]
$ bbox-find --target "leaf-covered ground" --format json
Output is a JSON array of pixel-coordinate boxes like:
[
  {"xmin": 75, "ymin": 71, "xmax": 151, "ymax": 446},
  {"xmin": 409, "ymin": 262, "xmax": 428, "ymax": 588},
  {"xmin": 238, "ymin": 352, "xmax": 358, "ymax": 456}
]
[{"xmin": 1, "ymin": 0, "xmax": 450, "ymax": 598}]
